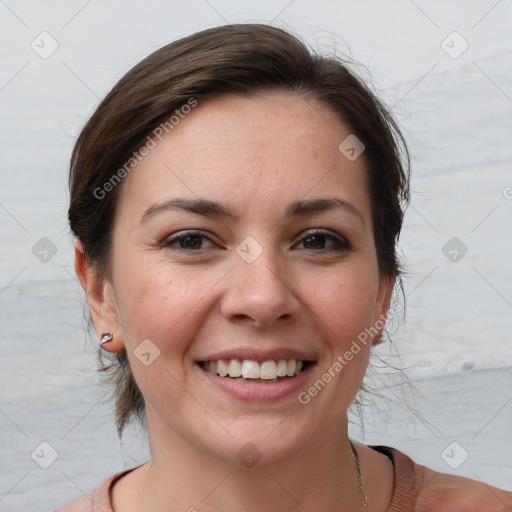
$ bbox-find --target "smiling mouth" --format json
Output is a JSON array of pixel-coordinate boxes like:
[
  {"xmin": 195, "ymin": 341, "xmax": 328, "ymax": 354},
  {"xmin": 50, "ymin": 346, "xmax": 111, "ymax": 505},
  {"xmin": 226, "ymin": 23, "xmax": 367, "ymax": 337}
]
[{"xmin": 197, "ymin": 359, "xmax": 313, "ymax": 384}]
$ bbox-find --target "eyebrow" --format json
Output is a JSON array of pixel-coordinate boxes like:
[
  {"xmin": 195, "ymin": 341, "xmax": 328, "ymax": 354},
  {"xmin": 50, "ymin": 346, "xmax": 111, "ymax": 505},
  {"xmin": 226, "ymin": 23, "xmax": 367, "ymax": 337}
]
[{"xmin": 140, "ymin": 197, "xmax": 365, "ymax": 229}]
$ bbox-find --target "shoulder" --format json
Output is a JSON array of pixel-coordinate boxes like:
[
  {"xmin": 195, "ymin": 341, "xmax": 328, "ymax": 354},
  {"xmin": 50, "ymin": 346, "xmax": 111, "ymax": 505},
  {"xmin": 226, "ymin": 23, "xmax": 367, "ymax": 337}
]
[
  {"xmin": 371, "ymin": 445, "xmax": 512, "ymax": 512},
  {"xmin": 55, "ymin": 470, "xmax": 131, "ymax": 512},
  {"xmin": 414, "ymin": 467, "xmax": 512, "ymax": 512}
]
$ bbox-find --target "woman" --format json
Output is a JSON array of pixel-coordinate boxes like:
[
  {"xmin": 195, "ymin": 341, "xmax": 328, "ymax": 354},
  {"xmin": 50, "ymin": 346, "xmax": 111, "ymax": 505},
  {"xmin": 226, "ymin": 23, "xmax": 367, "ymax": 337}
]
[{"xmin": 58, "ymin": 23, "xmax": 512, "ymax": 511}]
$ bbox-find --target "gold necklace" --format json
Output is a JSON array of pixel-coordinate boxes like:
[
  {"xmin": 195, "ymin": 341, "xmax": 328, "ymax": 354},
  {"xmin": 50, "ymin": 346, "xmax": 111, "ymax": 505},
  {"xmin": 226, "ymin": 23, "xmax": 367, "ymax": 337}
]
[{"xmin": 349, "ymin": 440, "xmax": 368, "ymax": 507}]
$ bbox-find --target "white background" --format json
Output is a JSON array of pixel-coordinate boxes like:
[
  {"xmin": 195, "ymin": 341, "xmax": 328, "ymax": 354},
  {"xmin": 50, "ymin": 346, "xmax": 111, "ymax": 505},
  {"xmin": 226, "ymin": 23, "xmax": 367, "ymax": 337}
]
[{"xmin": 0, "ymin": 1, "xmax": 511, "ymax": 510}]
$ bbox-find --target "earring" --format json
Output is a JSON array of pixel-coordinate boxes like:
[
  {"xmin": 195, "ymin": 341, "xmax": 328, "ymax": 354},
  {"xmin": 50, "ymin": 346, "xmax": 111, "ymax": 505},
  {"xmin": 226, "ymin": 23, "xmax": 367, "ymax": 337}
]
[{"xmin": 100, "ymin": 333, "xmax": 113, "ymax": 348}]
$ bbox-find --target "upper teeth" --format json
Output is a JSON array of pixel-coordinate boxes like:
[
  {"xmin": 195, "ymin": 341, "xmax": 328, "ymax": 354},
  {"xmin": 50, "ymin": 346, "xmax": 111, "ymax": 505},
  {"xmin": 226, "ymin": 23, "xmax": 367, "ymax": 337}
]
[{"xmin": 203, "ymin": 359, "xmax": 304, "ymax": 379}]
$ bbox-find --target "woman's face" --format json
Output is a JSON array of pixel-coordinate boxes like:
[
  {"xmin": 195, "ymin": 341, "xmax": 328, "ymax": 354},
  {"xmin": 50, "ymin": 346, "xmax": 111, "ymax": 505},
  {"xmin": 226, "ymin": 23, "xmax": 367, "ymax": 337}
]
[{"xmin": 96, "ymin": 92, "xmax": 392, "ymax": 464}]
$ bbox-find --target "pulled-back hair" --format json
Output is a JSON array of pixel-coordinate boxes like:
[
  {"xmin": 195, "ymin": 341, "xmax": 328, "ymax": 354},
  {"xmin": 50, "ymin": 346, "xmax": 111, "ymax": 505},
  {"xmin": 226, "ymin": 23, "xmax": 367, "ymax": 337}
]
[{"xmin": 68, "ymin": 23, "xmax": 410, "ymax": 434}]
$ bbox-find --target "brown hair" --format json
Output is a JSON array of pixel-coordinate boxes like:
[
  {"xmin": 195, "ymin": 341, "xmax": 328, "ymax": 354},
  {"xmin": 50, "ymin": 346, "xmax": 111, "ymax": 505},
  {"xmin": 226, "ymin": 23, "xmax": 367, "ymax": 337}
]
[{"xmin": 68, "ymin": 23, "xmax": 410, "ymax": 434}]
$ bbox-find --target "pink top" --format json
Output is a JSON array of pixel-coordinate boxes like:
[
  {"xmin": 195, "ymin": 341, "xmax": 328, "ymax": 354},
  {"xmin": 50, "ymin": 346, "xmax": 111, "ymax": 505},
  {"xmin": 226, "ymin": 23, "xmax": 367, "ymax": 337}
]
[{"xmin": 56, "ymin": 445, "xmax": 512, "ymax": 511}]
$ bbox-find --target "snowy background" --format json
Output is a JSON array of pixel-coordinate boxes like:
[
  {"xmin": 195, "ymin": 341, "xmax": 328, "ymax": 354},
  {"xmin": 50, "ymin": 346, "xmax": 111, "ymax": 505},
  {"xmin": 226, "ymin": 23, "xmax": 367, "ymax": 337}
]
[{"xmin": 0, "ymin": 1, "xmax": 511, "ymax": 510}]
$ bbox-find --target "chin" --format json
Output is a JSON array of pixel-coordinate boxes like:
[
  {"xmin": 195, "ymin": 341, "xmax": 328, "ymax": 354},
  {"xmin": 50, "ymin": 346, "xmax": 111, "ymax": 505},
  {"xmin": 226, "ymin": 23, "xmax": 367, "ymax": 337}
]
[{"xmin": 202, "ymin": 417, "xmax": 313, "ymax": 469}]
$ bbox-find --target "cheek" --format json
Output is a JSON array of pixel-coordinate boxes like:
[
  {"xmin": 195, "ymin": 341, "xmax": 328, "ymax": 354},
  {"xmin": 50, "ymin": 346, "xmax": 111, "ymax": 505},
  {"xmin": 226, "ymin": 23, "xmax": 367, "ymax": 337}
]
[
  {"xmin": 113, "ymin": 263, "xmax": 198, "ymax": 401},
  {"xmin": 304, "ymin": 272, "xmax": 377, "ymax": 415},
  {"xmin": 313, "ymin": 266, "xmax": 379, "ymax": 336},
  {"xmin": 113, "ymin": 257, "xmax": 179, "ymax": 339},
  {"xmin": 113, "ymin": 257, "xmax": 216, "ymax": 356}
]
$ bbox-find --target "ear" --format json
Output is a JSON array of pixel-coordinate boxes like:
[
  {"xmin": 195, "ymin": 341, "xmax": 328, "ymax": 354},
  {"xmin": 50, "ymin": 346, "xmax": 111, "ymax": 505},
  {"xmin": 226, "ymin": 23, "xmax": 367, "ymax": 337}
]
[
  {"xmin": 74, "ymin": 240, "xmax": 125, "ymax": 352},
  {"xmin": 372, "ymin": 272, "xmax": 395, "ymax": 347}
]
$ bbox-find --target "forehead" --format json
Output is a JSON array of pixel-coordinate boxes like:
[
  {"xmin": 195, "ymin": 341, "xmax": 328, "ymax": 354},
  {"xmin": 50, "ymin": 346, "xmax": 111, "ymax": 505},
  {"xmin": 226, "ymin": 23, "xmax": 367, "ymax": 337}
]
[
  {"xmin": 166, "ymin": 92, "xmax": 350, "ymax": 156},
  {"xmin": 116, "ymin": 92, "xmax": 370, "ymax": 224}
]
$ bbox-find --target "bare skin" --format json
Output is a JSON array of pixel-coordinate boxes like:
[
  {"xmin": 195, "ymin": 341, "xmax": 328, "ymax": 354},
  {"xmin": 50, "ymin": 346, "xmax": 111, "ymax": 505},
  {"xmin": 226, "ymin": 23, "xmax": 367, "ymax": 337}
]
[{"xmin": 75, "ymin": 92, "xmax": 395, "ymax": 511}]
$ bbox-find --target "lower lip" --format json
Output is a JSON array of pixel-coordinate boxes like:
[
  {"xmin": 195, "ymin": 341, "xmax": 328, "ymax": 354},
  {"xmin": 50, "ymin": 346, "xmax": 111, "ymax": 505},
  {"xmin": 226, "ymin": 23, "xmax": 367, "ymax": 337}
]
[{"xmin": 196, "ymin": 363, "xmax": 314, "ymax": 402}]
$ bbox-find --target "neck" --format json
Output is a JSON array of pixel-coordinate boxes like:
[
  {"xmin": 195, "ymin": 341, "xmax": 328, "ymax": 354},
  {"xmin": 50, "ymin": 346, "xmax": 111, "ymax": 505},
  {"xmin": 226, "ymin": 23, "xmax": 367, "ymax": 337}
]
[{"xmin": 125, "ymin": 415, "xmax": 366, "ymax": 512}]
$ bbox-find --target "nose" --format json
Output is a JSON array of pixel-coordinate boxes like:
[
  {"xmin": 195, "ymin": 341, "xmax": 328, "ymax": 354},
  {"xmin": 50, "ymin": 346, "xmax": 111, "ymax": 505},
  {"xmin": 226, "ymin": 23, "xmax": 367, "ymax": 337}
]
[{"xmin": 220, "ymin": 244, "xmax": 301, "ymax": 328}]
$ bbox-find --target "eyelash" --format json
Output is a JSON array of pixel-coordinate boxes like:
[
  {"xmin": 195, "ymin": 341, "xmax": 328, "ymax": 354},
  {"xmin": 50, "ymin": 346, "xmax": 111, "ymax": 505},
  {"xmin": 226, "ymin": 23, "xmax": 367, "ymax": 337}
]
[{"xmin": 161, "ymin": 229, "xmax": 353, "ymax": 254}]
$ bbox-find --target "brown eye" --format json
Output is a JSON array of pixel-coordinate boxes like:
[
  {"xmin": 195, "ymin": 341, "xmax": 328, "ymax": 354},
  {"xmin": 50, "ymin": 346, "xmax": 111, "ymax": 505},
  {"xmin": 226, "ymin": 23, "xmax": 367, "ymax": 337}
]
[
  {"xmin": 162, "ymin": 231, "xmax": 215, "ymax": 251},
  {"xmin": 296, "ymin": 230, "xmax": 352, "ymax": 252}
]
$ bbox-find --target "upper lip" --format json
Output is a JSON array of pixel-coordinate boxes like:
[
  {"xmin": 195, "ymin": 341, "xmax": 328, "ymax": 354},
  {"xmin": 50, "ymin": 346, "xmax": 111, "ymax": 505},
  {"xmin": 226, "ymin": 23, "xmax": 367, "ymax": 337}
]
[{"xmin": 197, "ymin": 347, "xmax": 316, "ymax": 363}]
